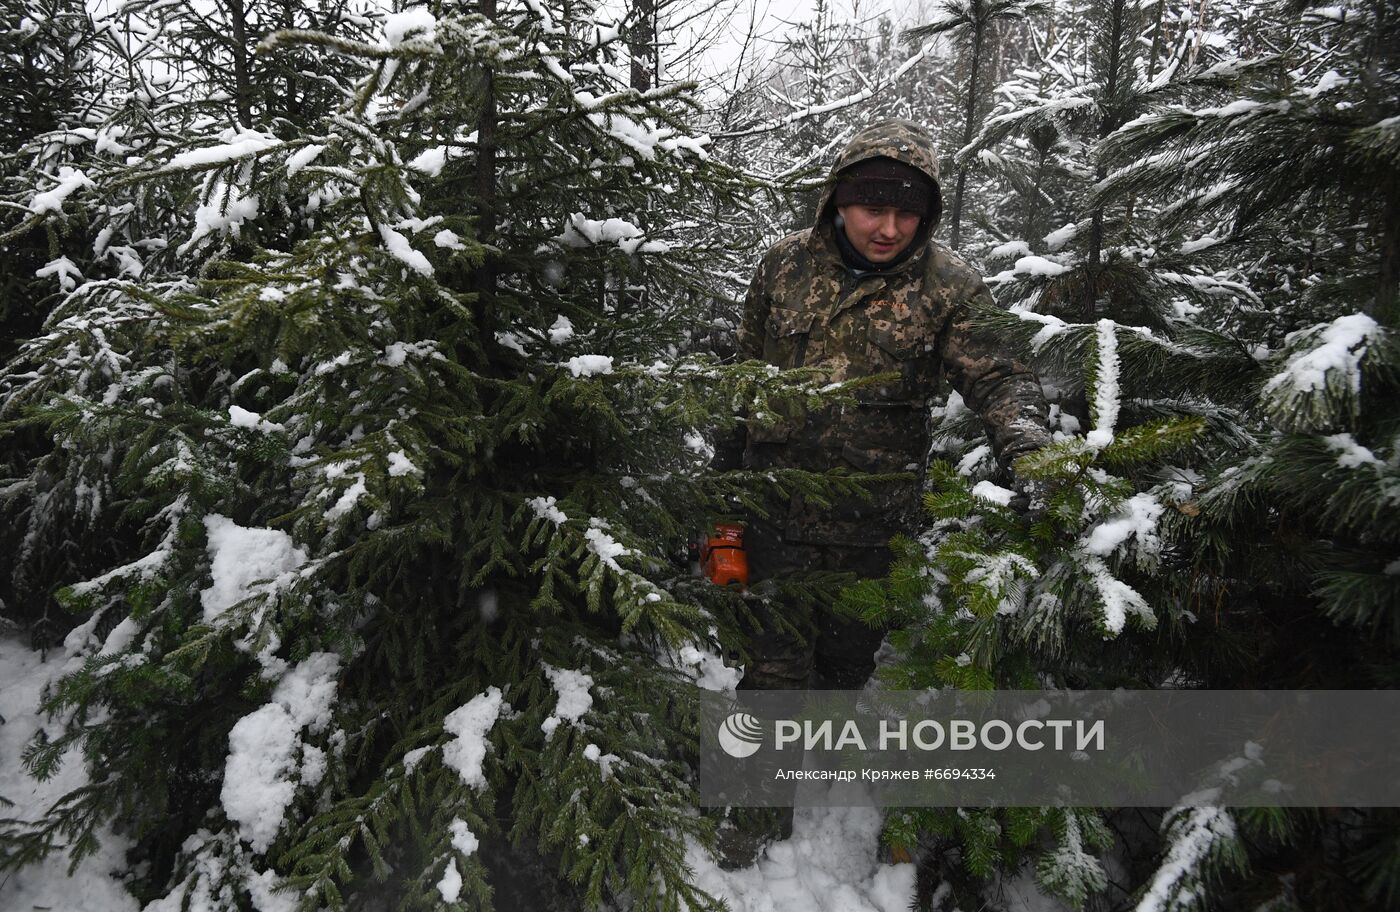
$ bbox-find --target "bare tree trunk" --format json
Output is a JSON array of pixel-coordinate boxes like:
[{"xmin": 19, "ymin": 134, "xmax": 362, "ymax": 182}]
[
  {"xmin": 1088, "ymin": 0, "xmax": 1129, "ymax": 280},
  {"xmin": 1025, "ymin": 147, "xmax": 1047, "ymax": 248},
  {"xmin": 949, "ymin": 23, "xmax": 984, "ymax": 251},
  {"xmin": 629, "ymin": 0, "xmax": 655, "ymax": 91},
  {"xmin": 475, "ymin": 0, "xmax": 499, "ymax": 348},
  {"xmin": 1376, "ymin": 173, "xmax": 1400, "ymax": 321},
  {"xmin": 1125, "ymin": 0, "xmax": 1167, "ymax": 231},
  {"xmin": 1145, "ymin": 0, "xmax": 1165, "ymax": 81},
  {"xmin": 1362, "ymin": 0, "xmax": 1397, "ymax": 312},
  {"xmin": 228, "ymin": 0, "xmax": 253, "ymax": 127},
  {"xmin": 1188, "ymin": 0, "xmax": 1209, "ymax": 68}
]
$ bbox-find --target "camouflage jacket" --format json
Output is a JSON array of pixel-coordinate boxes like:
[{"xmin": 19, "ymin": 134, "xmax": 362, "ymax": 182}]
[{"xmin": 735, "ymin": 120, "xmax": 1051, "ymax": 546}]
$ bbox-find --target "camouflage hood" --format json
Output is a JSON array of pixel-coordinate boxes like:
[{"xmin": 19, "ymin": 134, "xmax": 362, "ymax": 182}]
[{"xmin": 815, "ymin": 119, "xmax": 944, "ymax": 246}]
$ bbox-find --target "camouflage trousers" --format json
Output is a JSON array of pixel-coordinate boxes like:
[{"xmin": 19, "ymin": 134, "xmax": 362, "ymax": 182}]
[
  {"xmin": 738, "ymin": 518, "xmax": 892, "ymax": 692},
  {"xmin": 716, "ymin": 523, "xmax": 892, "ymax": 869}
]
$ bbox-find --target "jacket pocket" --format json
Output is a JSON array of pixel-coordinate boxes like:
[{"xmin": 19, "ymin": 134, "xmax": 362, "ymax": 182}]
[
  {"xmin": 867, "ymin": 319, "xmax": 921, "ymax": 361},
  {"xmin": 765, "ymin": 307, "xmax": 817, "ymax": 369},
  {"xmin": 867, "ymin": 318, "xmax": 941, "ymax": 401}
]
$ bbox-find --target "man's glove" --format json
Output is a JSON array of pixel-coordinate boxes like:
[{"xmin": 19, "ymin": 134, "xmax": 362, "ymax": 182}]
[
  {"xmin": 709, "ymin": 426, "xmax": 746, "ymax": 472},
  {"xmin": 1006, "ymin": 477, "xmax": 1053, "ymax": 521}
]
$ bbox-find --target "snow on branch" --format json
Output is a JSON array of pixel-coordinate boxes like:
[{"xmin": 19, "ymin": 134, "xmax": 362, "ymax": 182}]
[
  {"xmin": 1087, "ymin": 319, "xmax": 1122, "ymax": 449},
  {"xmin": 1262, "ymin": 313, "xmax": 1386, "ymax": 431},
  {"xmin": 156, "ymin": 129, "xmax": 285, "ymax": 174},
  {"xmin": 712, "ymin": 39, "xmax": 941, "ymax": 139}
]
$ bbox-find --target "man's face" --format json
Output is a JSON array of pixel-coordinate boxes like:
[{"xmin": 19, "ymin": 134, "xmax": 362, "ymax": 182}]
[{"xmin": 837, "ymin": 205, "xmax": 922, "ymax": 263}]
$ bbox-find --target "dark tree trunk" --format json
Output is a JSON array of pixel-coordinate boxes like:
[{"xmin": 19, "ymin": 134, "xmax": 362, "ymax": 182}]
[
  {"xmin": 1145, "ymin": 0, "xmax": 1165, "ymax": 82},
  {"xmin": 1363, "ymin": 0, "xmax": 1399, "ymax": 320},
  {"xmin": 629, "ymin": 0, "xmax": 655, "ymax": 92},
  {"xmin": 475, "ymin": 0, "xmax": 499, "ymax": 349},
  {"xmin": 950, "ymin": 23, "xmax": 985, "ymax": 251},
  {"xmin": 1025, "ymin": 147, "xmax": 1048, "ymax": 249},
  {"xmin": 1088, "ymin": 0, "xmax": 1132, "ymax": 315},
  {"xmin": 1376, "ymin": 173, "xmax": 1400, "ymax": 321},
  {"xmin": 1127, "ymin": 2, "xmax": 1167, "ymax": 233},
  {"xmin": 228, "ymin": 0, "xmax": 253, "ymax": 128}
]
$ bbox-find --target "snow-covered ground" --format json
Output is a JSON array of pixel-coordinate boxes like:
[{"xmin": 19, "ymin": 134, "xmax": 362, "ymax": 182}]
[
  {"xmin": 685, "ymin": 802, "xmax": 916, "ymax": 912},
  {"xmin": 671, "ymin": 640, "xmax": 919, "ymax": 910},
  {"xmin": 0, "ymin": 635, "xmax": 137, "ymax": 912},
  {"xmin": 682, "ymin": 802, "xmax": 1064, "ymax": 912}
]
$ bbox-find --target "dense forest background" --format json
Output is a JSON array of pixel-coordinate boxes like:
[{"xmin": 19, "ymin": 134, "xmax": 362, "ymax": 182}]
[{"xmin": 1, "ymin": 0, "xmax": 1397, "ymax": 910}]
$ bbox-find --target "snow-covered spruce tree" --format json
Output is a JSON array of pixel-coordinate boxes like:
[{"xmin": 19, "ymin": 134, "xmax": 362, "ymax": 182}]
[
  {"xmin": 1091, "ymin": 0, "xmax": 1400, "ymax": 689},
  {"xmin": 0, "ymin": 0, "xmax": 380, "ymax": 636},
  {"xmin": 906, "ymin": 0, "xmax": 1044, "ymax": 251},
  {"xmin": 0, "ymin": 0, "xmax": 101, "ymax": 356},
  {"xmin": 842, "ymin": 307, "xmax": 1226, "ymax": 908},
  {"xmin": 1085, "ymin": 1, "xmax": 1400, "ymax": 907},
  {"xmin": 102, "ymin": 0, "xmax": 382, "ymax": 134},
  {"xmin": 949, "ymin": 14, "xmax": 1091, "ymax": 259},
  {"xmin": 950, "ymin": 0, "xmax": 1268, "ymax": 334},
  {"xmin": 852, "ymin": 1, "xmax": 1400, "ymax": 907},
  {"xmin": 0, "ymin": 2, "xmax": 855, "ymax": 908},
  {"xmin": 1, "ymin": 0, "xmax": 109, "ymax": 636},
  {"xmin": 3, "ymin": 0, "xmax": 380, "ymax": 287}
]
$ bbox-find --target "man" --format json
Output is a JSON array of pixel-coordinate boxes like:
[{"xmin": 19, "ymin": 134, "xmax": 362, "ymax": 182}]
[{"xmin": 713, "ymin": 119, "xmax": 1051, "ymax": 867}]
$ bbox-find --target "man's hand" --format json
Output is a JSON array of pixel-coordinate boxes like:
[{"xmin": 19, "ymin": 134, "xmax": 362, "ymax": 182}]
[
  {"xmin": 1006, "ymin": 477, "xmax": 1052, "ymax": 521},
  {"xmin": 710, "ymin": 427, "xmax": 746, "ymax": 472}
]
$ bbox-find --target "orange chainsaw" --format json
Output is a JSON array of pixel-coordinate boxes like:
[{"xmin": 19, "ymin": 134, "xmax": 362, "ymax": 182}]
[{"xmin": 698, "ymin": 523, "xmax": 749, "ymax": 589}]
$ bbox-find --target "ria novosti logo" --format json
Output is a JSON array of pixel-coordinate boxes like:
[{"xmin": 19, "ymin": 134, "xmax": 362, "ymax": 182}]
[
  {"xmin": 717, "ymin": 712, "xmax": 765, "ymax": 758},
  {"xmin": 715, "ymin": 711, "xmax": 1108, "ymax": 757}
]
